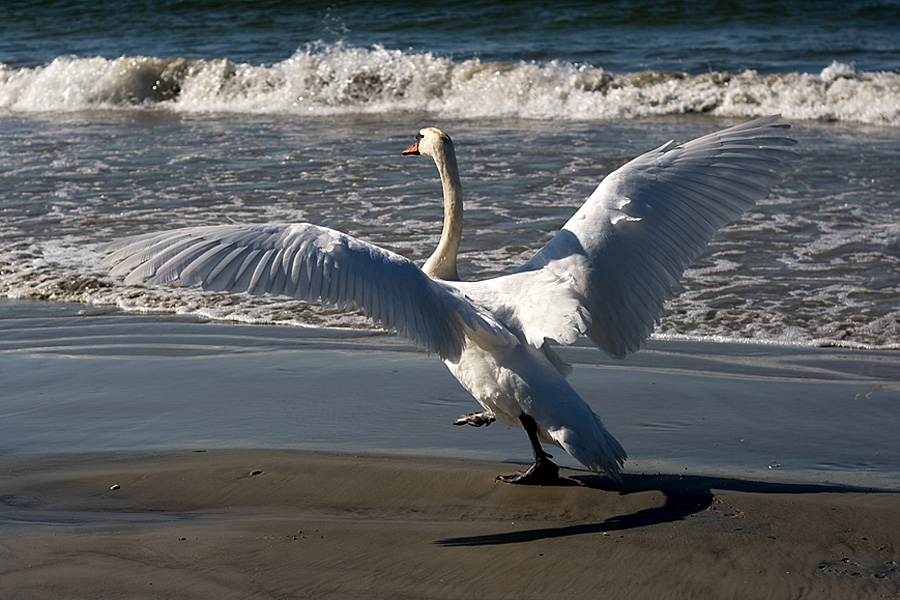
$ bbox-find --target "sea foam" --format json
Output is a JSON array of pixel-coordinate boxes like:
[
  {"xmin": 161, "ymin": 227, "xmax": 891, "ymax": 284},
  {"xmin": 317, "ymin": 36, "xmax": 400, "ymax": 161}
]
[{"xmin": 1, "ymin": 44, "xmax": 898, "ymax": 125}]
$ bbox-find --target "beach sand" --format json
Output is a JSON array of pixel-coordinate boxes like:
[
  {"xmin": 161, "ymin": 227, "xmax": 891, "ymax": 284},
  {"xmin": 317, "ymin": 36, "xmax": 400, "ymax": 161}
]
[
  {"xmin": 2, "ymin": 450, "xmax": 899, "ymax": 599},
  {"xmin": 2, "ymin": 299, "xmax": 899, "ymax": 598}
]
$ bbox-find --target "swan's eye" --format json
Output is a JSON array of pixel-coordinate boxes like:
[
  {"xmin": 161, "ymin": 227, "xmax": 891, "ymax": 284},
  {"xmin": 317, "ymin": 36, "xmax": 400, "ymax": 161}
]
[{"xmin": 415, "ymin": 133, "xmax": 424, "ymax": 142}]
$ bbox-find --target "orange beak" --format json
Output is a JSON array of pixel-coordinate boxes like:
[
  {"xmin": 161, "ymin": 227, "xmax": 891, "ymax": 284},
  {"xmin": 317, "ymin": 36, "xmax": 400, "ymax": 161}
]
[{"xmin": 402, "ymin": 141, "xmax": 420, "ymax": 156}]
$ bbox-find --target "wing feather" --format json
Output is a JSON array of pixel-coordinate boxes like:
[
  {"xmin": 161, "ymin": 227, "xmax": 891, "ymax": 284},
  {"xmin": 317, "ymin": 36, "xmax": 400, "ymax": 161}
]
[
  {"xmin": 205, "ymin": 247, "xmax": 248, "ymax": 290},
  {"xmin": 103, "ymin": 222, "xmax": 510, "ymax": 361}
]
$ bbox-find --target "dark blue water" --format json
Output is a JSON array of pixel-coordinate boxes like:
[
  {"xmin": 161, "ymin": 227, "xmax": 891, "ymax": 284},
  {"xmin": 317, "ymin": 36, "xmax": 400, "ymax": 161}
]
[{"xmin": 3, "ymin": 0, "xmax": 899, "ymax": 73}]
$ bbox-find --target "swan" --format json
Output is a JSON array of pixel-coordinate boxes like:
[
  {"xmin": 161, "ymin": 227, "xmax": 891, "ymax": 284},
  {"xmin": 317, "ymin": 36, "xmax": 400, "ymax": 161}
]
[{"xmin": 103, "ymin": 116, "xmax": 796, "ymax": 484}]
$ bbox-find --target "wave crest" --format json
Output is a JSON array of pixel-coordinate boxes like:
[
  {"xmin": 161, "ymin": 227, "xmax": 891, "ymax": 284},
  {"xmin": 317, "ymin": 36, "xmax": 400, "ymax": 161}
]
[{"xmin": 2, "ymin": 44, "xmax": 898, "ymax": 125}]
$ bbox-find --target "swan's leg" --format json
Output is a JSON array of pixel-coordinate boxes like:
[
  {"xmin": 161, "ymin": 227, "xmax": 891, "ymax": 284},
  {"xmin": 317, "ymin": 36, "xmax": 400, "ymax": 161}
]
[
  {"xmin": 453, "ymin": 411, "xmax": 496, "ymax": 427},
  {"xmin": 496, "ymin": 414, "xmax": 560, "ymax": 485}
]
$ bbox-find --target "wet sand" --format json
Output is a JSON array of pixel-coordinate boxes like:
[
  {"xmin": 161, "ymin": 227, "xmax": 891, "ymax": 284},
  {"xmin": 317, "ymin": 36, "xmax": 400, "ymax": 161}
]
[{"xmin": 2, "ymin": 299, "xmax": 899, "ymax": 598}]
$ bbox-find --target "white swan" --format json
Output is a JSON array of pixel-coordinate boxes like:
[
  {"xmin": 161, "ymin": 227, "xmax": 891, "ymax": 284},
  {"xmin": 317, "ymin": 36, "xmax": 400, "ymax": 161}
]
[{"xmin": 103, "ymin": 116, "xmax": 796, "ymax": 484}]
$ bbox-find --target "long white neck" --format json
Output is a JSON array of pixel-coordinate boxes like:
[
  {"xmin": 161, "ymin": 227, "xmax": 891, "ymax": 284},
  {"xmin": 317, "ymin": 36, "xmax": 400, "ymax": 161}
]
[{"xmin": 422, "ymin": 140, "xmax": 463, "ymax": 281}]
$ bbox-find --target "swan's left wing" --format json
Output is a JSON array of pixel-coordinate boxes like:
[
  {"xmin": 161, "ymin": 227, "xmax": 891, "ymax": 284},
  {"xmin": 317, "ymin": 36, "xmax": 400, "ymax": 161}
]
[
  {"xmin": 103, "ymin": 223, "xmax": 511, "ymax": 361},
  {"xmin": 508, "ymin": 115, "xmax": 797, "ymax": 357}
]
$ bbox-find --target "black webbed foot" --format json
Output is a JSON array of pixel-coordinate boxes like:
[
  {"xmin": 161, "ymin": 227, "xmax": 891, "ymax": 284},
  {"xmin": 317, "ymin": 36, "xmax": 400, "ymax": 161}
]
[
  {"xmin": 496, "ymin": 413, "xmax": 560, "ymax": 485},
  {"xmin": 496, "ymin": 454, "xmax": 560, "ymax": 485}
]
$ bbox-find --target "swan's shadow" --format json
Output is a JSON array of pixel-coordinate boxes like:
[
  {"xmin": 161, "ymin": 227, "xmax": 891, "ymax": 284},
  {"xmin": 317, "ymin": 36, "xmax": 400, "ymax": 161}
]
[{"xmin": 435, "ymin": 471, "xmax": 892, "ymax": 547}]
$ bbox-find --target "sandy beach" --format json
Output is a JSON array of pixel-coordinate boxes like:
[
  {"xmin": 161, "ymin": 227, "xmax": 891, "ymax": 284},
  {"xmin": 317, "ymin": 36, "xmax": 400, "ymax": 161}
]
[
  {"xmin": 2, "ymin": 450, "xmax": 899, "ymax": 599},
  {"xmin": 2, "ymin": 299, "xmax": 899, "ymax": 598}
]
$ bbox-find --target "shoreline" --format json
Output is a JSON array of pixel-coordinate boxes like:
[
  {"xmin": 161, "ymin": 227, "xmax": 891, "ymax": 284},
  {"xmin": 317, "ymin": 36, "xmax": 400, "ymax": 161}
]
[{"xmin": 3, "ymin": 298, "xmax": 898, "ymax": 490}]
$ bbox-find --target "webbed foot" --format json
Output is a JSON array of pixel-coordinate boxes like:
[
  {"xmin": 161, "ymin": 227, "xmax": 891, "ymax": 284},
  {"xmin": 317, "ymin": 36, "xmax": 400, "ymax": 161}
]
[
  {"xmin": 453, "ymin": 411, "xmax": 496, "ymax": 427},
  {"xmin": 496, "ymin": 455, "xmax": 560, "ymax": 485}
]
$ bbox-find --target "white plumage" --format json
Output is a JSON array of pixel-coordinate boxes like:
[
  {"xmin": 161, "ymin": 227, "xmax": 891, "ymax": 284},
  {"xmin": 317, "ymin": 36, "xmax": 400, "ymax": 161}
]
[{"xmin": 104, "ymin": 117, "xmax": 796, "ymax": 484}]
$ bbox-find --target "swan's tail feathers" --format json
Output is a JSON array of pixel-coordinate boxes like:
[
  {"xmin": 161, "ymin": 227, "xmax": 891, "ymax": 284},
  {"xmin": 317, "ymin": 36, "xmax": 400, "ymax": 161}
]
[{"xmin": 557, "ymin": 414, "xmax": 627, "ymax": 482}]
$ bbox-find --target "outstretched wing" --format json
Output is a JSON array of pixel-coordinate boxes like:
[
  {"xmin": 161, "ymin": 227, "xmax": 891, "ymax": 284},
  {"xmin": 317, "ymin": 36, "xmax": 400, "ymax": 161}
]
[
  {"xmin": 103, "ymin": 223, "xmax": 510, "ymax": 361},
  {"xmin": 507, "ymin": 115, "xmax": 798, "ymax": 357}
]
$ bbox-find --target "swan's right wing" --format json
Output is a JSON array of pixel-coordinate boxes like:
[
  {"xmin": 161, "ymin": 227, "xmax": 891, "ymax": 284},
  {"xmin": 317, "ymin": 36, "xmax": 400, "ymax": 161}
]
[
  {"xmin": 103, "ymin": 223, "xmax": 510, "ymax": 362},
  {"xmin": 511, "ymin": 115, "xmax": 797, "ymax": 357}
]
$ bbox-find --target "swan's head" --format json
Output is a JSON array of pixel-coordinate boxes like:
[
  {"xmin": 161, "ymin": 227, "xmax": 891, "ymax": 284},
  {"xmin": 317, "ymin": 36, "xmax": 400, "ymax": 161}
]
[{"xmin": 402, "ymin": 127, "xmax": 453, "ymax": 159}]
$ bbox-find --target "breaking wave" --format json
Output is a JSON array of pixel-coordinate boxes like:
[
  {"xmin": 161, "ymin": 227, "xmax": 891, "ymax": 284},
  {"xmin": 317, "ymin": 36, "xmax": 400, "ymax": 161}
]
[{"xmin": 2, "ymin": 43, "xmax": 898, "ymax": 125}]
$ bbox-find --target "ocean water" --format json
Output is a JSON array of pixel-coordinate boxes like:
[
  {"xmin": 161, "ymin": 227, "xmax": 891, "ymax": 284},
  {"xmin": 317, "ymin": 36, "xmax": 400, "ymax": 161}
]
[{"xmin": 1, "ymin": 0, "xmax": 899, "ymax": 352}]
